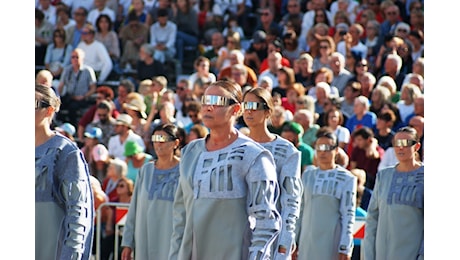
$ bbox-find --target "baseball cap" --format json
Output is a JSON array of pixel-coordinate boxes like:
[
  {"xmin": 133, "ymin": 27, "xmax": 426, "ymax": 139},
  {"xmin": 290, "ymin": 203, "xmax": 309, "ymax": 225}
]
[
  {"xmin": 252, "ymin": 30, "xmax": 267, "ymax": 44},
  {"xmin": 92, "ymin": 144, "xmax": 109, "ymax": 162},
  {"xmin": 84, "ymin": 126, "xmax": 103, "ymax": 141},
  {"xmin": 55, "ymin": 122, "xmax": 76, "ymax": 136}
]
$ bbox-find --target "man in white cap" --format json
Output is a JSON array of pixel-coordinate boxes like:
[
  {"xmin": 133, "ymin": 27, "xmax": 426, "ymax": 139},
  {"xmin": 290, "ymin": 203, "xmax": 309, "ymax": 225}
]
[{"xmin": 107, "ymin": 113, "xmax": 146, "ymax": 160}]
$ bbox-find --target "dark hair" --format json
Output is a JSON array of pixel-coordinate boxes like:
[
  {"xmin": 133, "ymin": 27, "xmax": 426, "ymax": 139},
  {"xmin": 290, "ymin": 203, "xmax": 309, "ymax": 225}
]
[
  {"xmin": 119, "ymin": 79, "xmax": 135, "ymax": 93},
  {"xmin": 35, "ymin": 8, "xmax": 45, "ymax": 21},
  {"xmin": 36, "ymin": 84, "xmax": 61, "ymax": 112},
  {"xmin": 324, "ymin": 108, "xmax": 345, "ymax": 126},
  {"xmin": 95, "ymin": 14, "xmax": 113, "ymax": 32},
  {"xmin": 157, "ymin": 8, "xmax": 169, "ymax": 17},
  {"xmin": 186, "ymin": 100, "xmax": 202, "ymax": 114},
  {"xmin": 316, "ymin": 126, "xmax": 339, "ymax": 147},
  {"xmin": 396, "ymin": 126, "xmax": 419, "ymax": 142},
  {"xmin": 243, "ymin": 87, "xmax": 274, "ymax": 113},
  {"xmin": 97, "ymin": 100, "xmax": 112, "ymax": 111},
  {"xmin": 152, "ymin": 123, "xmax": 184, "ymax": 151},
  {"xmin": 352, "ymin": 126, "xmax": 374, "ymax": 139}
]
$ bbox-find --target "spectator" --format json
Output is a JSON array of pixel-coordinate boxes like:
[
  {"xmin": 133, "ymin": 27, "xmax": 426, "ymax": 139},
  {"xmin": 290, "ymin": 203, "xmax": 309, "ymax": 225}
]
[
  {"xmin": 87, "ymin": 0, "xmax": 116, "ymax": 27},
  {"xmin": 259, "ymin": 39, "xmax": 291, "ymax": 74},
  {"xmin": 203, "ymin": 31, "xmax": 225, "ymax": 75},
  {"xmin": 35, "ymin": 69, "xmax": 54, "ymax": 88},
  {"xmin": 55, "ymin": 122, "xmax": 78, "ymax": 145},
  {"xmin": 255, "ymin": 7, "xmax": 283, "ymax": 39},
  {"xmin": 172, "ymin": 0, "xmax": 200, "ymax": 67},
  {"xmin": 273, "ymin": 66, "xmax": 296, "ymax": 99},
  {"xmin": 145, "ymin": 0, "xmax": 174, "ymax": 27},
  {"xmin": 77, "ymin": 23, "xmax": 114, "ymax": 83},
  {"xmin": 135, "ymin": 43, "xmax": 167, "ymax": 83},
  {"xmin": 67, "ymin": 6, "xmax": 89, "ymax": 48},
  {"xmin": 299, "ymin": 0, "xmax": 333, "ymax": 51},
  {"xmin": 35, "ymin": 84, "xmax": 94, "ymax": 259},
  {"xmin": 37, "ymin": 0, "xmax": 57, "ymax": 26},
  {"xmin": 312, "ymin": 34, "xmax": 335, "ymax": 72},
  {"xmin": 188, "ymin": 56, "xmax": 217, "ymax": 89},
  {"xmin": 345, "ymin": 95, "xmax": 377, "ymax": 133},
  {"xmin": 95, "ymin": 14, "xmax": 121, "ymax": 73},
  {"xmin": 329, "ymin": 52, "xmax": 354, "ymax": 96},
  {"xmin": 35, "ymin": 8, "xmax": 54, "ymax": 67},
  {"xmin": 294, "ymin": 127, "xmax": 356, "ymax": 260},
  {"xmin": 173, "ymin": 79, "xmax": 194, "ymax": 127},
  {"xmin": 293, "ymin": 108, "xmax": 320, "ymax": 147},
  {"xmin": 56, "ymin": 48, "xmax": 98, "ymax": 126},
  {"xmin": 121, "ymin": 123, "xmax": 182, "ymax": 260},
  {"xmin": 364, "ymin": 19, "xmax": 382, "ymax": 73},
  {"xmin": 118, "ymin": 10, "xmax": 150, "ymax": 69},
  {"xmin": 404, "ymin": 95, "xmax": 424, "ymax": 126},
  {"xmin": 374, "ymin": 110, "xmax": 396, "ymax": 150},
  {"xmin": 339, "ymin": 81, "xmax": 362, "ymax": 119},
  {"xmin": 323, "ymin": 108, "xmax": 350, "ymax": 150},
  {"xmin": 217, "ymin": 49, "xmax": 258, "ymax": 87},
  {"xmin": 408, "ymin": 115, "xmax": 424, "ymax": 162},
  {"xmin": 108, "ymin": 113, "xmax": 146, "ymax": 160},
  {"xmin": 337, "ymin": 23, "xmax": 368, "ymax": 62},
  {"xmin": 80, "ymin": 126, "xmax": 105, "ymax": 177},
  {"xmin": 397, "ymin": 83, "xmax": 423, "ymax": 123},
  {"xmin": 349, "ymin": 126, "xmax": 385, "ymax": 190},
  {"xmin": 294, "ymin": 52, "xmax": 315, "ymax": 89},
  {"xmin": 44, "ymin": 28, "xmax": 73, "ymax": 80},
  {"xmin": 221, "ymin": 13, "xmax": 245, "ymax": 39},
  {"xmin": 363, "ymin": 126, "xmax": 424, "ymax": 259},
  {"xmin": 281, "ymin": 29, "xmax": 302, "ymax": 67},
  {"xmin": 369, "ymin": 85, "xmax": 392, "ymax": 116},
  {"xmin": 378, "ymin": 3, "xmax": 402, "ymax": 43},
  {"xmin": 281, "ymin": 121, "xmax": 315, "ymax": 172},
  {"xmin": 282, "ymin": 82, "xmax": 305, "ymax": 115},
  {"xmin": 194, "ymin": 0, "xmax": 224, "ymax": 41},
  {"xmin": 123, "ymin": 94, "xmax": 150, "ymax": 147},
  {"xmin": 123, "ymin": 140, "xmax": 154, "ymax": 184},
  {"xmin": 215, "ymin": 31, "xmax": 243, "ymax": 74},
  {"xmin": 149, "ymin": 7, "xmax": 177, "ymax": 64},
  {"xmin": 244, "ymin": 30, "xmax": 268, "ymax": 74},
  {"xmin": 77, "ymin": 87, "xmax": 119, "ymax": 143},
  {"xmin": 187, "ymin": 124, "xmax": 209, "ymax": 143},
  {"xmin": 279, "ymin": 0, "xmax": 304, "ymax": 35},
  {"xmin": 259, "ymin": 51, "xmax": 283, "ymax": 92},
  {"xmin": 114, "ymin": 79, "xmax": 136, "ymax": 113}
]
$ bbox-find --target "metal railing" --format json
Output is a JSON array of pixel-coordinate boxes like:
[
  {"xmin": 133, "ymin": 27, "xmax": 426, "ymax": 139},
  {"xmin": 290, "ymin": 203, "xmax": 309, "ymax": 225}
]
[{"xmin": 95, "ymin": 202, "xmax": 130, "ymax": 260}]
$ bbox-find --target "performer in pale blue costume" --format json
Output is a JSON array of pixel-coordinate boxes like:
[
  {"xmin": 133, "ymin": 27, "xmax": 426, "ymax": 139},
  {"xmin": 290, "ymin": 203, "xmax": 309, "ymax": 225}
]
[
  {"xmin": 242, "ymin": 87, "xmax": 303, "ymax": 260},
  {"xmin": 169, "ymin": 80, "xmax": 281, "ymax": 260},
  {"xmin": 363, "ymin": 126, "xmax": 424, "ymax": 260},
  {"xmin": 121, "ymin": 123, "xmax": 182, "ymax": 260},
  {"xmin": 295, "ymin": 127, "xmax": 357, "ymax": 260},
  {"xmin": 35, "ymin": 84, "xmax": 94, "ymax": 260}
]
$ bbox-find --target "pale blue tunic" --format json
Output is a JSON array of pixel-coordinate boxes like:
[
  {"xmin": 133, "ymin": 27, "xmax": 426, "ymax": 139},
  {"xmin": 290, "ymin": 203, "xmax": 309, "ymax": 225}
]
[
  {"xmin": 296, "ymin": 166, "xmax": 357, "ymax": 259},
  {"xmin": 363, "ymin": 164, "xmax": 424, "ymax": 260},
  {"xmin": 260, "ymin": 135, "xmax": 303, "ymax": 260},
  {"xmin": 121, "ymin": 162, "xmax": 180, "ymax": 260},
  {"xmin": 169, "ymin": 131, "xmax": 281, "ymax": 260},
  {"xmin": 35, "ymin": 133, "xmax": 94, "ymax": 260}
]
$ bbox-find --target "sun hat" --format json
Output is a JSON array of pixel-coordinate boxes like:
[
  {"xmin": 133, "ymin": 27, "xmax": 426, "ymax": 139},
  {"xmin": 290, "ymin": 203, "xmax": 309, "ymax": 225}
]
[
  {"xmin": 123, "ymin": 98, "xmax": 147, "ymax": 119},
  {"xmin": 116, "ymin": 114, "xmax": 133, "ymax": 128},
  {"xmin": 84, "ymin": 126, "xmax": 103, "ymax": 141},
  {"xmin": 55, "ymin": 122, "xmax": 76, "ymax": 136},
  {"xmin": 124, "ymin": 140, "xmax": 143, "ymax": 157}
]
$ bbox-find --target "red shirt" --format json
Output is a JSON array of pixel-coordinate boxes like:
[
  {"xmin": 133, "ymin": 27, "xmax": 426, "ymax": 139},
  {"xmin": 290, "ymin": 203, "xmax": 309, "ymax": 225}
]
[{"xmin": 259, "ymin": 57, "xmax": 291, "ymax": 74}]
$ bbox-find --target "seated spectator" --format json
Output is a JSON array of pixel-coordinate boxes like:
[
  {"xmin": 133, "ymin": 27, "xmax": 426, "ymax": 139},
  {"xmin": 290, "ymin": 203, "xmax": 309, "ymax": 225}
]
[
  {"xmin": 259, "ymin": 39, "xmax": 291, "ymax": 74},
  {"xmin": 77, "ymin": 86, "xmax": 119, "ymax": 142},
  {"xmin": 217, "ymin": 49, "xmax": 257, "ymax": 87},
  {"xmin": 136, "ymin": 43, "xmax": 167, "ymax": 84},
  {"xmin": 149, "ymin": 8, "xmax": 177, "ymax": 64},
  {"xmin": 77, "ymin": 23, "xmax": 113, "ymax": 83},
  {"xmin": 44, "ymin": 28, "xmax": 73, "ymax": 80},
  {"xmin": 374, "ymin": 110, "xmax": 396, "ymax": 151},
  {"xmin": 173, "ymin": 0, "xmax": 200, "ymax": 67},
  {"xmin": 118, "ymin": 10, "xmax": 150, "ymax": 69},
  {"xmin": 244, "ymin": 30, "xmax": 268, "ymax": 74}
]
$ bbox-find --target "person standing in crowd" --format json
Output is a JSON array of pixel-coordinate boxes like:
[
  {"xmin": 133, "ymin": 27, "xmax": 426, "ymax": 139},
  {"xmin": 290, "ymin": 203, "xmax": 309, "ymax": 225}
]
[
  {"xmin": 242, "ymin": 87, "xmax": 303, "ymax": 259},
  {"xmin": 294, "ymin": 127, "xmax": 357, "ymax": 260},
  {"xmin": 35, "ymin": 84, "xmax": 94, "ymax": 259},
  {"xmin": 121, "ymin": 123, "xmax": 183, "ymax": 260},
  {"xmin": 169, "ymin": 80, "xmax": 281, "ymax": 259},
  {"xmin": 363, "ymin": 126, "xmax": 424, "ymax": 259}
]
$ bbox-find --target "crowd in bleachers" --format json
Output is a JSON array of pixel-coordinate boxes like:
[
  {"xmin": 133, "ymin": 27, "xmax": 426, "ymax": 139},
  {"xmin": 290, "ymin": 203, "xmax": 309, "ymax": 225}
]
[{"xmin": 35, "ymin": 0, "xmax": 424, "ymax": 259}]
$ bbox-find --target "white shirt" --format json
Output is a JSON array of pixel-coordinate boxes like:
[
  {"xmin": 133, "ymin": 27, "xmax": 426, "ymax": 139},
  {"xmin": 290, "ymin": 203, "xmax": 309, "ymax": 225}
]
[
  {"xmin": 77, "ymin": 40, "xmax": 113, "ymax": 82},
  {"xmin": 87, "ymin": 6, "xmax": 116, "ymax": 27},
  {"xmin": 108, "ymin": 130, "xmax": 146, "ymax": 161}
]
